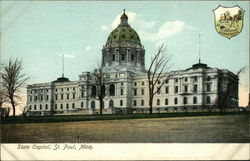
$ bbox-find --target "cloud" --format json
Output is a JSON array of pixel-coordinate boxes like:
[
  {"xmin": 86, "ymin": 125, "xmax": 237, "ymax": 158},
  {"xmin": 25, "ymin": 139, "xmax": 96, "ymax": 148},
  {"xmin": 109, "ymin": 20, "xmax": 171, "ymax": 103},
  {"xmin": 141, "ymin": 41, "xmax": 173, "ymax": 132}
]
[
  {"xmin": 101, "ymin": 10, "xmax": 156, "ymax": 32},
  {"xmin": 140, "ymin": 21, "xmax": 185, "ymax": 42},
  {"xmin": 85, "ymin": 46, "xmax": 91, "ymax": 52},
  {"xmin": 59, "ymin": 53, "xmax": 76, "ymax": 59}
]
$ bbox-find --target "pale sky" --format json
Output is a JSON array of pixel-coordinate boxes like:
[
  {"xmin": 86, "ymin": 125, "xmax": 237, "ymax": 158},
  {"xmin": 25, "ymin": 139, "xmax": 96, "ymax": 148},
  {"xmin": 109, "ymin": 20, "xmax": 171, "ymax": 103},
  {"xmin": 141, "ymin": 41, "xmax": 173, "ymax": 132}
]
[{"xmin": 1, "ymin": 1, "xmax": 249, "ymax": 110}]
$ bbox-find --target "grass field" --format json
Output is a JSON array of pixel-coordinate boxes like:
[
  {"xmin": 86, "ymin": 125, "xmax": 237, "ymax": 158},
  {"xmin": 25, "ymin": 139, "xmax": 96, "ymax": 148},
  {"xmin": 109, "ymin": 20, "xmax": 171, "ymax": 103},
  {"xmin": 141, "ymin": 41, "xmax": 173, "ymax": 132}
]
[{"xmin": 1, "ymin": 114, "xmax": 249, "ymax": 143}]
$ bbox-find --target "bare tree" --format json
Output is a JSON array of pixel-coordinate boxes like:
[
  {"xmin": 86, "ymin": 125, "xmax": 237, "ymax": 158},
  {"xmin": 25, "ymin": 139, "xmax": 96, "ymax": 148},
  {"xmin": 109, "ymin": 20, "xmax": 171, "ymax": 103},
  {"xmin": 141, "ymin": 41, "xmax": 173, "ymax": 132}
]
[
  {"xmin": 1, "ymin": 58, "xmax": 29, "ymax": 117},
  {"xmin": 91, "ymin": 65, "xmax": 108, "ymax": 115},
  {"xmin": 147, "ymin": 44, "xmax": 174, "ymax": 114}
]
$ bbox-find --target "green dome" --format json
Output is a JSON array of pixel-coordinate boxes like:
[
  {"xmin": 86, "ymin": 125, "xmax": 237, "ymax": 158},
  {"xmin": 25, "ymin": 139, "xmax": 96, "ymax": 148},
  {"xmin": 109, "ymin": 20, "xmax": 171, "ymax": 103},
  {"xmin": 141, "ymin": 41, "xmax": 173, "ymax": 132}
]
[{"xmin": 106, "ymin": 25, "xmax": 141, "ymax": 45}]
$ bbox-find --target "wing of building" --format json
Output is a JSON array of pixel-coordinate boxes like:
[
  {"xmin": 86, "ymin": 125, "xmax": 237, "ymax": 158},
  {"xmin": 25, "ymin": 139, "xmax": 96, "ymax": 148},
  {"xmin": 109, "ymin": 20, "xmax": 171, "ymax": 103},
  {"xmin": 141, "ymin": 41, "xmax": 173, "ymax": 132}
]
[{"xmin": 26, "ymin": 11, "xmax": 239, "ymax": 116}]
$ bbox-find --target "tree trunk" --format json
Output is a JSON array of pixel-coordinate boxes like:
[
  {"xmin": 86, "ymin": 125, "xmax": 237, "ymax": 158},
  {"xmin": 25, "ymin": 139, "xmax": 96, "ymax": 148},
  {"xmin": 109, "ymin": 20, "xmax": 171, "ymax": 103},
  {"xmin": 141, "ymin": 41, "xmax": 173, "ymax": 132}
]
[
  {"xmin": 149, "ymin": 98, "xmax": 153, "ymax": 114},
  {"xmin": 11, "ymin": 99, "xmax": 15, "ymax": 117},
  {"xmin": 99, "ymin": 98, "xmax": 103, "ymax": 115}
]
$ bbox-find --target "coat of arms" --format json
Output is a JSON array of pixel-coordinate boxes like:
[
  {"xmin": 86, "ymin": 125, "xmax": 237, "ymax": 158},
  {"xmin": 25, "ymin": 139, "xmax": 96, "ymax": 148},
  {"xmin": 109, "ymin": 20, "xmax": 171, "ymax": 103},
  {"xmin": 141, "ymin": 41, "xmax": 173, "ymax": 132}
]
[{"xmin": 213, "ymin": 5, "xmax": 244, "ymax": 39}]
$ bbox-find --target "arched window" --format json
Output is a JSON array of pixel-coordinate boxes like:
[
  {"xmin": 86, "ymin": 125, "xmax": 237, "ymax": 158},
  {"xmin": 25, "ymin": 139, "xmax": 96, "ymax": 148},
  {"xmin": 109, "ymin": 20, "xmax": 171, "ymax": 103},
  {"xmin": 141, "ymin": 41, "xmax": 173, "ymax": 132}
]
[
  {"xmin": 183, "ymin": 97, "xmax": 187, "ymax": 104},
  {"xmin": 109, "ymin": 100, "xmax": 113, "ymax": 108},
  {"xmin": 157, "ymin": 99, "xmax": 160, "ymax": 105},
  {"xmin": 134, "ymin": 100, "xmax": 137, "ymax": 106},
  {"xmin": 207, "ymin": 96, "xmax": 211, "ymax": 104},
  {"xmin": 29, "ymin": 105, "xmax": 32, "ymax": 110},
  {"xmin": 141, "ymin": 100, "xmax": 144, "ymax": 106},
  {"xmin": 120, "ymin": 100, "xmax": 123, "ymax": 106},
  {"xmin": 91, "ymin": 101, "xmax": 95, "ymax": 109},
  {"xmin": 193, "ymin": 96, "xmax": 197, "ymax": 104},
  {"xmin": 66, "ymin": 103, "xmax": 69, "ymax": 109},
  {"xmin": 165, "ymin": 98, "xmax": 168, "ymax": 105},
  {"xmin": 72, "ymin": 103, "xmax": 75, "ymax": 109},
  {"xmin": 45, "ymin": 104, "xmax": 48, "ymax": 109},
  {"xmin": 101, "ymin": 85, "xmax": 106, "ymax": 97},
  {"xmin": 174, "ymin": 98, "xmax": 178, "ymax": 104},
  {"xmin": 40, "ymin": 104, "xmax": 42, "ymax": 110},
  {"xmin": 60, "ymin": 104, "xmax": 63, "ymax": 109},
  {"xmin": 55, "ymin": 104, "xmax": 57, "ymax": 109},
  {"xmin": 91, "ymin": 85, "xmax": 96, "ymax": 97},
  {"xmin": 109, "ymin": 84, "xmax": 115, "ymax": 96}
]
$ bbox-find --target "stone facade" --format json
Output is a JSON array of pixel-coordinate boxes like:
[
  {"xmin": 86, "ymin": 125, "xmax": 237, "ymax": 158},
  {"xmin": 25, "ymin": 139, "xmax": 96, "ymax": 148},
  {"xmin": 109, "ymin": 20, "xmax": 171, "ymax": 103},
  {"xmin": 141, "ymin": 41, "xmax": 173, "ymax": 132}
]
[{"xmin": 26, "ymin": 11, "xmax": 239, "ymax": 116}]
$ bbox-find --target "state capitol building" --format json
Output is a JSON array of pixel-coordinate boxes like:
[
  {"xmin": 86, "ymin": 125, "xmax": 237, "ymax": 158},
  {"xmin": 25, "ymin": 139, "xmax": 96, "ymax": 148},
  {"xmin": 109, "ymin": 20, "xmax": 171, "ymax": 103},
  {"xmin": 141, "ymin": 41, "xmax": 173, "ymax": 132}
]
[{"xmin": 26, "ymin": 11, "xmax": 239, "ymax": 116}]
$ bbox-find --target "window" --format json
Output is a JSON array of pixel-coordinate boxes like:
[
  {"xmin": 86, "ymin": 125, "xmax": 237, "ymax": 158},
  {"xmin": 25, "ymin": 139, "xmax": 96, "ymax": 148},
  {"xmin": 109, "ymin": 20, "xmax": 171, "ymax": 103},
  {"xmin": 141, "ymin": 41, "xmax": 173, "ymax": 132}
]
[
  {"xmin": 61, "ymin": 94, "xmax": 63, "ymax": 100},
  {"xmin": 157, "ymin": 99, "xmax": 160, "ymax": 105},
  {"xmin": 141, "ymin": 100, "xmax": 144, "ymax": 106},
  {"xmin": 142, "ymin": 81, "xmax": 144, "ymax": 85},
  {"xmin": 141, "ymin": 88, "xmax": 144, "ymax": 95},
  {"xmin": 45, "ymin": 104, "xmax": 48, "ymax": 109},
  {"xmin": 134, "ymin": 82, "xmax": 137, "ymax": 86},
  {"xmin": 207, "ymin": 96, "xmax": 211, "ymax": 104},
  {"xmin": 34, "ymin": 105, "xmax": 36, "ymax": 110},
  {"xmin": 29, "ymin": 105, "xmax": 32, "ymax": 110},
  {"xmin": 81, "ymin": 92, "xmax": 84, "ymax": 97},
  {"xmin": 121, "ymin": 82, "xmax": 124, "ymax": 86},
  {"xmin": 120, "ymin": 89, "xmax": 124, "ymax": 95},
  {"xmin": 92, "ymin": 85, "xmax": 97, "ymax": 97},
  {"xmin": 55, "ymin": 89, "xmax": 58, "ymax": 92},
  {"xmin": 165, "ymin": 80, "xmax": 169, "ymax": 84},
  {"xmin": 109, "ymin": 100, "xmax": 113, "ymax": 108},
  {"xmin": 193, "ymin": 97, "xmax": 197, "ymax": 104},
  {"xmin": 73, "ymin": 93, "xmax": 75, "ymax": 99},
  {"xmin": 120, "ymin": 100, "xmax": 123, "ymax": 106},
  {"xmin": 194, "ymin": 76, "xmax": 198, "ymax": 82},
  {"xmin": 67, "ymin": 88, "xmax": 69, "ymax": 91},
  {"xmin": 109, "ymin": 84, "xmax": 115, "ymax": 96},
  {"xmin": 73, "ymin": 87, "xmax": 75, "ymax": 91},
  {"xmin": 175, "ymin": 86, "xmax": 178, "ymax": 93},
  {"xmin": 121, "ymin": 54, "xmax": 125, "ymax": 61},
  {"xmin": 29, "ymin": 96, "xmax": 32, "ymax": 102},
  {"xmin": 67, "ymin": 94, "xmax": 69, "ymax": 99},
  {"xmin": 55, "ymin": 94, "xmax": 58, "ymax": 100},
  {"xmin": 55, "ymin": 104, "xmax": 57, "ymax": 109},
  {"xmin": 134, "ymin": 100, "xmax": 137, "ymax": 106},
  {"xmin": 112, "ymin": 54, "xmax": 115, "ymax": 61},
  {"xmin": 165, "ymin": 87, "xmax": 169, "ymax": 94},
  {"xmin": 184, "ymin": 85, "xmax": 188, "ymax": 93},
  {"xmin": 174, "ymin": 98, "xmax": 178, "ymax": 104},
  {"xmin": 46, "ymin": 95, "xmax": 49, "ymax": 100},
  {"xmin": 193, "ymin": 84, "xmax": 198, "ymax": 92},
  {"xmin": 40, "ymin": 104, "xmax": 42, "ymax": 110},
  {"xmin": 131, "ymin": 54, "xmax": 134, "ymax": 61},
  {"xmin": 60, "ymin": 104, "xmax": 63, "ymax": 109},
  {"xmin": 183, "ymin": 97, "xmax": 187, "ymax": 104},
  {"xmin": 207, "ymin": 76, "xmax": 211, "ymax": 81},
  {"xmin": 207, "ymin": 84, "xmax": 211, "ymax": 92},
  {"xmin": 35, "ymin": 96, "xmax": 38, "ymax": 101},
  {"xmin": 61, "ymin": 88, "xmax": 63, "ymax": 92},
  {"xmin": 66, "ymin": 103, "xmax": 69, "ymax": 109},
  {"xmin": 165, "ymin": 98, "xmax": 168, "ymax": 105},
  {"xmin": 134, "ymin": 89, "xmax": 137, "ymax": 95},
  {"xmin": 157, "ymin": 80, "xmax": 161, "ymax": 85},
  {"xmin": 157, "ymin": 87, "xmax": 161, "ymax": 94},
  {"xmin": 72, "ymin": 103, "xmax": 75, "ymax": 109},
  {"xmin": 91, "ymin": 101, "xmax": 95, "ymax": 109},
  {"xmin": 175, "ymin": 78, "xmax": 178, "ymax": 82},
  {"xmin": 184, "ymin": 78, "xmax": 188, "ymax": 82},
  {"xmin": 81, "ymin": 102, "xmax": 84, "ymax": 108}
]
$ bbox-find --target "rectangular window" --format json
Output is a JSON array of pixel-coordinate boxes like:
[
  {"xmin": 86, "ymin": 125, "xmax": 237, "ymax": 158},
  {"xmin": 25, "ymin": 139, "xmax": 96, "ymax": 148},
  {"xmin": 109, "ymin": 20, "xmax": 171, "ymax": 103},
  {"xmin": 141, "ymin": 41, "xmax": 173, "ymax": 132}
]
[
  {"xmin": 175, "ymin": 78, "xmax": 178, "ymax": 82},
  {"xmin": 141, "ymin": 89, "xmax": 144, "ymax": 95},
  {"xmin": 73, "ymin": 87, "xmax": 75, "ymax": 91},
  {"xmin": 193, "ymin": 84, "xmax": 198, "ymax": 92},
  {"xmin": 141, "ymin": 100, "xmax": 144, "ymax": 106},
  {"xmin": 81, "ymin": 102, "xmax": 84, "ymax": 108},
  {"xmin": 55, "ymin": 104, "xmax": 57, "ymax": 109},
  {"xmin": 29, "ymin": 96, "xmax": 32, "ymax": 102},
  {"xmin": 55, "ymin": 94, "xmax": 58, "ymax": 100},
  {"xmin": 112, "ymin": 54, "xmax": 115, "ymax": 61},
  {"xmin": 165, "ymin": 87, "xmax": 169, "ymax": 94},
  {"xmin": 207, "ymin": 84, "xmax": 211, "ymax": 92},
  {"xmin": 61, "ymin": 94, "xmax": 63, "ymax": 100},
  {"xmin": 35, "ymin": 96, "xmax": 37, "ymax": 101},
  {"xmin": 121, "ymin": 54, "xmax": 125, "ymax": 61},
  {"xmin": 194, "ymin": 76, "xmax": 198, "ymax": 82},
  {"xmin": 67, "ymin": 88, "xmax": 69, "ymax": 91},
  {"xmin": 134, "ymin": 100, "xmax": 137, "ymax": 106},
  {"xmin": 131, "ymin": 54, "xmax": 134, "ymax": 61},
  {"xmin": 185, "ymin": 78, "xmax": 188, "ymax": 82},
  {"xmin": 120, "ymin": 89, "xmax": 124, "ymax": 95},
  {"xmin": 175, "ymin": 86, "xmax": 178, "ymax": 93},
  {"xmin": 73, "ymin": 93, "xmax": 75, "ymax": 99},
  {"xmin": 67, "ymin": 94, "xmax": 69, "ymax": 99},
  {"xmin": 82, "ymin": 92, "xmax": 84, "ymax": 97},
  {"xmin": 40, "ymin": 95, "xmax": 43, "ymax": 101},
  {"xmin": 134, "ymin": 89, "xmax": 137, "ymax": 96},
  {"xmin": 157, "ymin": 87, "xmax": 161, "ymax": 94},
  {"xmin": 61, "ymin": 88, "xmax": 63, "ymax": 92},
  {"xmin": 46, "ymin": 95, "xmax": 49, "ymax": 100},
  {"xmin": 184, "ymin": 85, "xmax": 188, "ymax": 92},
  {"xmin": 120, "ymin": 100, "xmax": 123, "ymax": 106},
  {"xmin": 142, "ymin": 81, "xmax": 144, "ymax": 85}
]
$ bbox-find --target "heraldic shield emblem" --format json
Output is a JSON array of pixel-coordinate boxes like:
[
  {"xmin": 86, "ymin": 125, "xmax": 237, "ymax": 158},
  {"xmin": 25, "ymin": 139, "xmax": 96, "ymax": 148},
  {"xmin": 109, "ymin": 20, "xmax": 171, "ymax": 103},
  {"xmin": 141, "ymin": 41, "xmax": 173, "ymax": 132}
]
[{"xmin": 213, "ymin": 5, "xmax": 245, "ymax": 39}]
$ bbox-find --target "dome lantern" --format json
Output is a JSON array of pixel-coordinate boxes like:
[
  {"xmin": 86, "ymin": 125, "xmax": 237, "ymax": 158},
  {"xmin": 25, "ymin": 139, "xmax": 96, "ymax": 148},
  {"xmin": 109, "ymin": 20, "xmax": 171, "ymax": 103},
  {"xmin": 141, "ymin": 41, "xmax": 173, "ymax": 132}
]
[{"xmin": 120, "ymin": 9, "xmax": 129, "ymax": 26}]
